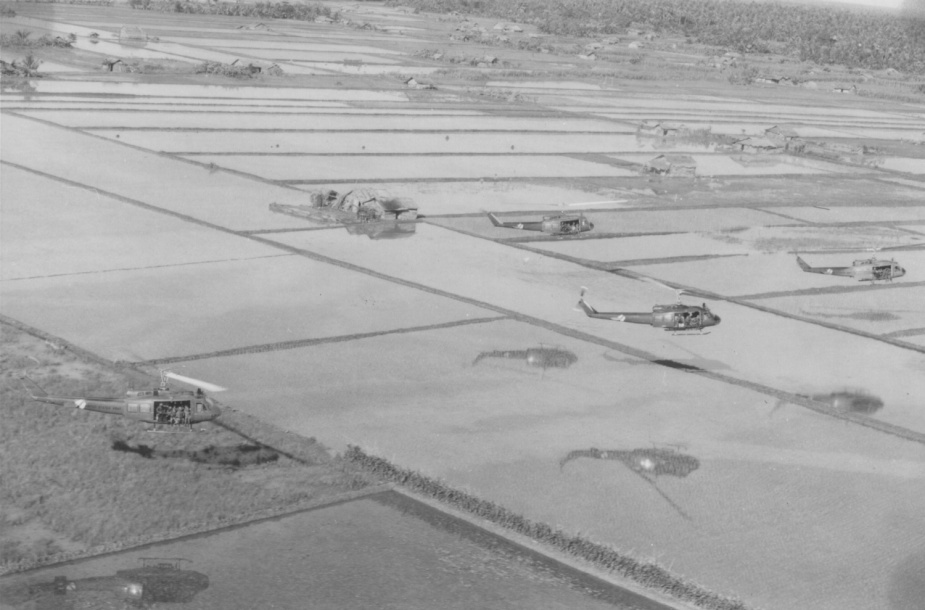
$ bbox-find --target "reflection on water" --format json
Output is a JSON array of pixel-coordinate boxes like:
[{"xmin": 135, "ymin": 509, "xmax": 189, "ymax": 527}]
[
  {"xmin": 473, "ymin": 347, "xmax": 578, "ymax": 369},
  {"xmin": 560, "ymin": 447, "xmax": 699, "ymax": 520},
  {"xmin": 344, "ymin": 220, "xmax": 417, "ymax": 240},
  {"xmin": 810, "ymin": 390, "xmax": 884, "ymax": 415},
  {"xmin": 4, "ymin": 558, "xmax": 209, "ymax": 608},
  {"xmin": 560, "ymin": 447, "xmax": 699, "ymax": 478}
]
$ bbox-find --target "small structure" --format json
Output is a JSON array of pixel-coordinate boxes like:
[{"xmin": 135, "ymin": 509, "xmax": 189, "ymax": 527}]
[
  {"xmin": 404, "ymin": 77, "xmax": 436, "ymax": 90},
  {"xmin": 765, "ymin": 125, "xmax": 798, "ymax": 143},
  {"xmin": 118, "ymin": 25, "xmax": 147, "ymax": 41},
  {"xmin": 644, "ymin": 154, "xmax": 696, "ymax": 177},
  {"xmin": 638, "ymin": 121, "xmax": 687, "ymax": 137},
  {"xmin": 735, "ymin": 137, "xmax": 782, "ymax": 154}
]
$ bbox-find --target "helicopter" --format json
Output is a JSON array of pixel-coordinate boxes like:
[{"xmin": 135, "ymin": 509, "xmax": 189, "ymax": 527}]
[
  {"xmin": 795, "ymin": 255, "xmax": 905, "ymax": 282},
  {"xmin": 487, "ymin": 211, "xmax": 593, "ymax": 235},
  {"xmin": 577, "ymin": 278, "xmax": 721, "ymax": 334},
  {"xmin": 13, "ymin": 558, "xmax": 209, "ymax": 608},
  {"xmin": 20, "ymin": 370, "xmax": 224, "ymax": 429}
]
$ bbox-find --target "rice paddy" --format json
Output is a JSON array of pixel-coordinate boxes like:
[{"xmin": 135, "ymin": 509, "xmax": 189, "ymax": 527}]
[{"xmin": 2, "ymin": 2, "xmax": 924, "ymax": 609}]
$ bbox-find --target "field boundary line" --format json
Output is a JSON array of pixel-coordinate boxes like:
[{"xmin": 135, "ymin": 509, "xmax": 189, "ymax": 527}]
[
  {"xmin": 380, "ymin": 488, "xmax": 695, "ymax": 610},
  {"xmin": 133, "ymin": 315, "xmax": 508, "ymax": 365},
  {"xmin": 1, "ymin": 112, "xmax": 314, "ymax": 196},
  {"xmin": 2, "ymin": 254, "xmax": 294, "ymax": 282},
  {"xmin": 733, "ymin": 281, "xmax": 925, "ymax": 300},
  {"xmin": 0, "ymin": 485, "xmax": 392, "ymax": 578}
]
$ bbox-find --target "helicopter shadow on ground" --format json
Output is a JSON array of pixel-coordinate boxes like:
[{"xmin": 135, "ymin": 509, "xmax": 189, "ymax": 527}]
[
  {"xmin": 472, "ymin": 346, "xmax": 579, "ymax": 370},
  {"xmin": 559, "ymin": 447, "xmax": 700, "ymax": 521},
  {"xmin": 602, "ymin": 350, "xmax": 731, "ymax": 372},
  {"xmin": 111, "ymin": 440, "xmax": 279, "ymax": 468},
  {"xmin": 772, "ymin": 390, "xmax": 884, "ymax": 417},
  {"xmin": 3, "ymin": 558, "xmax": 209, "ymax": 609}
]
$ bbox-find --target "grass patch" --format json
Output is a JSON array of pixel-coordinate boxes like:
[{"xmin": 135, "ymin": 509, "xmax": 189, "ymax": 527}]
[{"xmin": 0, "ymin": 320, "xmax": 373, "ymax": 574}]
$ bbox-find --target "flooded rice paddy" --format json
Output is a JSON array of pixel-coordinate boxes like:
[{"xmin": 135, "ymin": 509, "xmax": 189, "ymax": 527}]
[
  {"xmin": 0, "ymin": 492, "xmax": 632, "ymax": 610},
  {"xmin": 189, "ymin": 154, "xmax": 635, "ymax": 181},
  {"xmin": 176, "ymin": 318, "xmax": 925, "ymax": 610},
  {"xmin": 2, "ymin": 4, "xmax": 924, "ymax": 609},
  {"xmin": 16, "ymin": 111, "xmax": 633, "ymax": 132}
]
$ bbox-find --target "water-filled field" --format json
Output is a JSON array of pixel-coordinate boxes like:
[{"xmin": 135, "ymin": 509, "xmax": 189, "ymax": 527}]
[
  {"xmin": 174, "ymin": 319, "xmax": 925, "ymax": 610},
  {"xmin": 0, "ymin": 253, "xmax": 491, "ymax": 362},
  {"xmin": 0, "ymin": 164, "xmax": 278, "ymax": 281},
  {"xmin": 18, "ymin": 111, "xmax": 632, "ymax": 132},
  {"xmin": 0, "ymin": 493, "xmax": 629, "ymax": 610},
  {"xmin": 190, "ymin": 153, "xmax": 636, "ymax": 181},
  {"xmin": 3, "ymin": 4, "xmax": 924, "ymax": 609},
  {"xmin": 88, "ymin": 132, "xmax": 656, "ymax": 155}
]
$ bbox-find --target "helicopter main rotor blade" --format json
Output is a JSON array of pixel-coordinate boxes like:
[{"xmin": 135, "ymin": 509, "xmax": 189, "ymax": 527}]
[
  {"xmin": 637, "ymin": 275, "xmax": 688, "ymax": 300},
  {"xmin": 163, "ymin": 371, "xmax": 227, "ymax": 393}
]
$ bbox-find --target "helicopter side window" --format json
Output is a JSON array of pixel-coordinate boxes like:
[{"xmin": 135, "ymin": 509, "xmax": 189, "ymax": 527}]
[
  {"xmin": 196, "ymin": 402, "xmax": 205, "ymax": 413},
  {"xmin": 128, "ymin": 403, "xmax": 140, "ymax": 413},
  {"xmin": 140, "ymin": 403, "xmax": 151, "ymax": 414}
]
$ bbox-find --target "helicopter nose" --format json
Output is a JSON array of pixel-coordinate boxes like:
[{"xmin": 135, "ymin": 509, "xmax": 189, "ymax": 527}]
[
  {"xmin": 712, "ymin": 314, "xmax": 721, "ymax": 325},
  {"xmin": 589, "ymin": 222, "xmax": 595, "ymax": 230}
]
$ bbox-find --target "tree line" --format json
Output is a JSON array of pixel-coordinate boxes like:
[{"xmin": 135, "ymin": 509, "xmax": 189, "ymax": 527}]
[{"xmin": 396, "ymin": 0, "xmax": 925, "ymax": 72}]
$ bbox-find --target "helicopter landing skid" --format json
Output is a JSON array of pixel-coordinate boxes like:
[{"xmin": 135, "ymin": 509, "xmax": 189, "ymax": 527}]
[
  {"xmin": 149, "ymin": 423, "xmax": 197, "ymax": 433},
  {"xmin": 671, "ymin": 329, "xmax": 710, "ymax": 336}
]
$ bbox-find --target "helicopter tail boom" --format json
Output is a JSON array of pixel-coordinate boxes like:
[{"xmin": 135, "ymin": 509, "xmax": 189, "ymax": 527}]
[{"xmin": 20, "ymin": 376, "xmax": 48, "ymax": 399}]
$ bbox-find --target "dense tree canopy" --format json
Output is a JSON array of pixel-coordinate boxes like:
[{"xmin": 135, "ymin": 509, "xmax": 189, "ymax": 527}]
[{"xmin": 397, "ymin": 0, "xmax": 925, "ymax": 72}]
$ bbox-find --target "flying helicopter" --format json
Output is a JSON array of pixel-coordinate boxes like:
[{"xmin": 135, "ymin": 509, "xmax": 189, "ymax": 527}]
[
  {"xmin": 20, "ymin": 370, "xmax": 224, "ymax": 429},
  {"xmin": 795, "ymin": 255, "xmax": 905, "ymax": 282},
  {"xmin": 577, "ymin": 278, "xmax": 721, "ymax": 334},
  {"xmin": 487, "ymin": 211, "xmax": 593, "ymax": 235}
]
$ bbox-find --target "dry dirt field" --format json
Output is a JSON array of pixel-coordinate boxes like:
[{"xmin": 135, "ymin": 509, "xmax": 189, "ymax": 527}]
[{"xmin": 2, "ymin": 2, "xmax": 924, "ymax": 609}]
